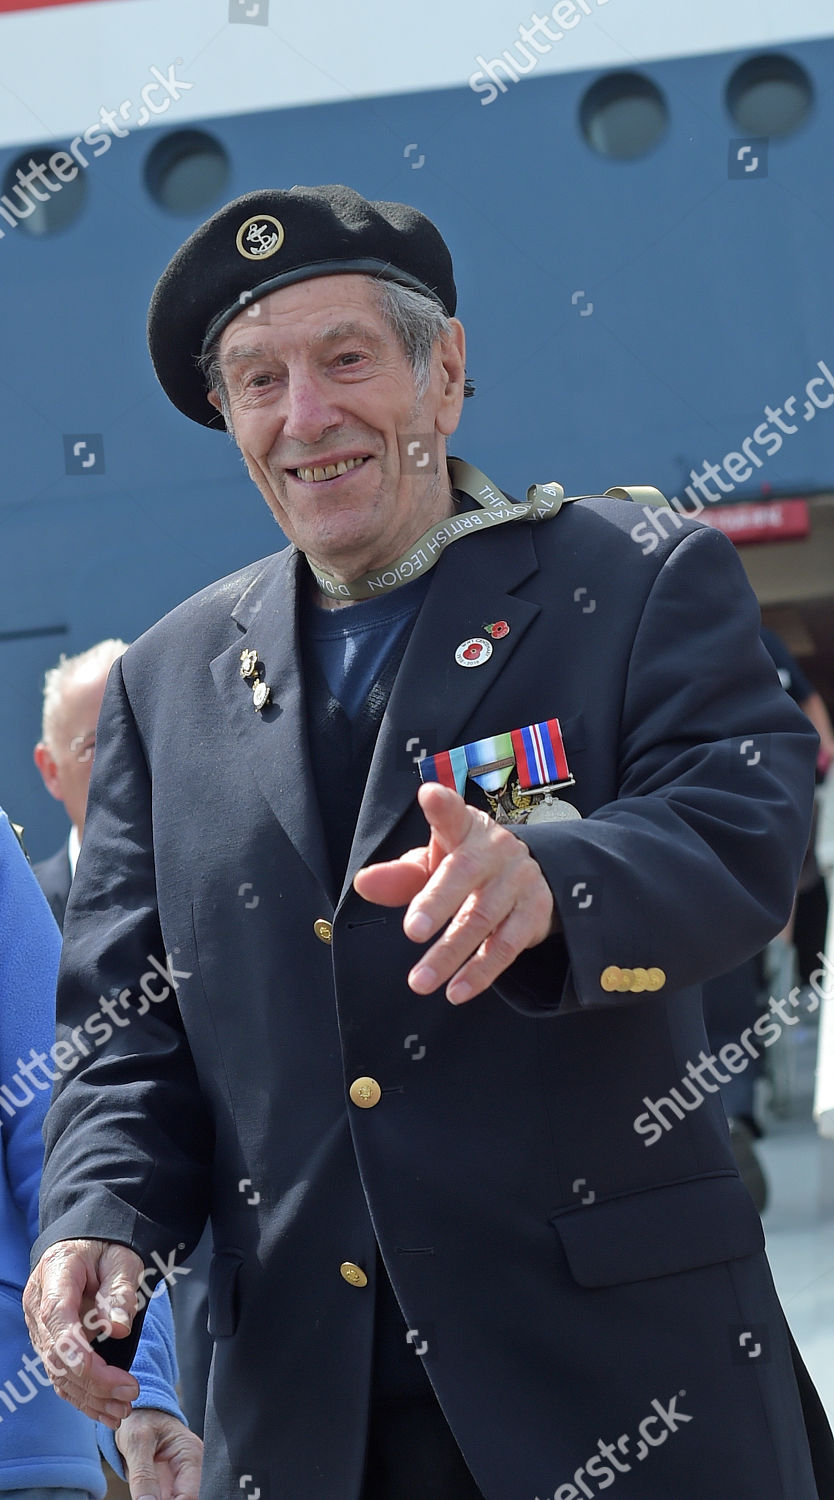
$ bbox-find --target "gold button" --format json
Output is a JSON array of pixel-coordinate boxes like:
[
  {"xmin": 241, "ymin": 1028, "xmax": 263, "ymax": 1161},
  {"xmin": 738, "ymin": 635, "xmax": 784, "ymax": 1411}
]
[
  {"xmin": 340, "ymin": 1261, "xmax": 368, "ymax": 1288},
  {"xmin": 616, "ymin": 968, "xmax": 634, "ymax": 992},
  {"xmin": 631, "ymin": 967, "xmax": 649, "ymax": 992},
  {"xmin": 349, "ymin": 1076, "xmax": 382, "ymax": 1109},
  {"xmin": 313, "ymin": 918, "xmax": 333, "ymax": 944},
  {"xmin": 600, "ymin": 966, "xmax": 621, "ymax": 992},
  {"xmin": 646, "ymin": 967, "xmax": 666, "ymax": 991}
]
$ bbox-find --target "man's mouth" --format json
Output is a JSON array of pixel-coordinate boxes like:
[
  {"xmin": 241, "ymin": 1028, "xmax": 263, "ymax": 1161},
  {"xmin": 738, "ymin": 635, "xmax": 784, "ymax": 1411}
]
[{"xmin": 292, "ymin": 455, "xmax": 371, "ymax": 484}]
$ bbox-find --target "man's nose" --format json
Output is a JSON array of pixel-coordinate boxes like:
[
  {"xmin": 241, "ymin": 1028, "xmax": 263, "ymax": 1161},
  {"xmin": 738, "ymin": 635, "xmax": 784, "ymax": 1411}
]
[{"xmin": 282, "ymin": 370, "xmax": 341, "ymax": 445}]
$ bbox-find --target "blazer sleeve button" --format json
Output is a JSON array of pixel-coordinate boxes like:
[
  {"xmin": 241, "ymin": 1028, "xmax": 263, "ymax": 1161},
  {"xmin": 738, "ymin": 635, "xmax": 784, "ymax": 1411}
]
[{"xmin": 340, "ymin": 1262, "xmax": 368, "ymax": 1287}]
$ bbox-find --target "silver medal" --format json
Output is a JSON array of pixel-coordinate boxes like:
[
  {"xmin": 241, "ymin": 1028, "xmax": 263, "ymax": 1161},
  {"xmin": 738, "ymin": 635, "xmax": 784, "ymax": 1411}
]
[{"xmin": 524, "ymin": 795, "xmax": 581, "ymax": 824}]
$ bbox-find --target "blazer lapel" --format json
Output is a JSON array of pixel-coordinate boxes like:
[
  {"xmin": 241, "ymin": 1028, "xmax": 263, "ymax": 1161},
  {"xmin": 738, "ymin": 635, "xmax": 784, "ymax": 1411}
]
[
  {"xmin": 341, "ymin": 522, "xmax": 542, "ymax": 902},
  {"xmin": 210, "ymin": 546, "xmax": 332, "ymax": 896}
]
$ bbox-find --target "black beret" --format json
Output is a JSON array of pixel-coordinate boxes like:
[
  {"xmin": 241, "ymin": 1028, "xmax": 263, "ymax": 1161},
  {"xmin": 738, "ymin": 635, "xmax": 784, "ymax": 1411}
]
[{"xmin": 147, "ymin": 183, "xmax": 457, "ymax": 428}]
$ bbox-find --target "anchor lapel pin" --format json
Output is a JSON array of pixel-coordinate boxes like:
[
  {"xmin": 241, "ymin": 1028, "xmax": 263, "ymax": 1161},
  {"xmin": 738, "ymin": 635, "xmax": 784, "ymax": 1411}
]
[{"xmin": 240, "ymin": 648, "xmax": 272, "ymax": 712}]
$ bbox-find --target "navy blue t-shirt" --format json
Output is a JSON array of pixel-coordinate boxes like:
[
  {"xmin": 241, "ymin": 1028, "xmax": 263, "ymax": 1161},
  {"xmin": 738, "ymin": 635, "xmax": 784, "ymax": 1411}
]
[{"xmin": 305, "ymin": 571, "xmax": 432, "ymax": 718}]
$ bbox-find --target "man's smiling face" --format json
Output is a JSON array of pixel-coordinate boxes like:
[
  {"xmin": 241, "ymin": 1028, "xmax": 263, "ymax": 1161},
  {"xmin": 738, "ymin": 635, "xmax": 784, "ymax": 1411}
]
[{"xmin": 209, "ymin": 274, "xmax": 466, "ymax": 583}]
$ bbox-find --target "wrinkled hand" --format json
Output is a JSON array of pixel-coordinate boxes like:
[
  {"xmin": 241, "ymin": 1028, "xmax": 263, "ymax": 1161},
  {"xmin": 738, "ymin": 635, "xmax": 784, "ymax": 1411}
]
[
  {"xmin": 23, "ymin": 1238, "xmax": 144, "ymax": 1427},
  {"xmin": 116, "ymin": 1408, "xmax": 203, "ymax": 1500},
  {"xmin": 353, "ymin": 781, "xmax": 556, "ymax": 1003}
]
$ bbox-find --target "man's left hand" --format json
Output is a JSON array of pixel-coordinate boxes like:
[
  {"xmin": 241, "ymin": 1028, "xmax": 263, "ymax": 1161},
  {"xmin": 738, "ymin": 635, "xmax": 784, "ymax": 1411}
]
[
  {"xmin": 115, "ymin": 1408, "xmax": 202, "ymax": 1500},
  {"xmin": 353, "ymin": 781, "xmax": 556, "ymax": 1003}
]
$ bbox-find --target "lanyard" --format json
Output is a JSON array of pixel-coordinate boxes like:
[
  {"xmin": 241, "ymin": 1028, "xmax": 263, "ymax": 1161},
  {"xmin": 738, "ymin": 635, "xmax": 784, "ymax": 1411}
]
[{"xmin": 308, "ymin": 457, "xmax": 565, "ymax": 602}]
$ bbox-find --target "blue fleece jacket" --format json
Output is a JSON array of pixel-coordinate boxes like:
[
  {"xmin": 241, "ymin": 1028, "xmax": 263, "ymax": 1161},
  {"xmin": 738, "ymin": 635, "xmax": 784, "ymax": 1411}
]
[{"xmin": 0, "ymin": 809, "xmax": 186, "ymax": 1493}]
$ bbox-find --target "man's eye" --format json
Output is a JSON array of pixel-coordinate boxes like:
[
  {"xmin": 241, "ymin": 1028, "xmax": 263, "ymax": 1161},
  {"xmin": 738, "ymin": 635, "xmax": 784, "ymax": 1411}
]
[{"xmin": 335, "ymin": 352, "xmax": 365, "ymax": 367}]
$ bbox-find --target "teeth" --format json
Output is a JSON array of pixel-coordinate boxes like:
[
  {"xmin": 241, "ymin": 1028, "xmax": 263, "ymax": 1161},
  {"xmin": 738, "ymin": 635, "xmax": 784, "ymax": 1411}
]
[{"xmin": 295, "ymin": 456, "xmax": 366, "ymax": 483}]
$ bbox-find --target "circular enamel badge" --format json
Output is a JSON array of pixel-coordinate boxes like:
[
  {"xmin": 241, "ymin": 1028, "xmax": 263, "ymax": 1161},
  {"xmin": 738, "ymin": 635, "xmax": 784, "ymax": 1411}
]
[
  {"xmin": 235, "ymin": 215, "xmax": 285, "ymax": 261},
  {"xmin": 455, "ymin": 637, "xmax": 493, "ymax": 668}
]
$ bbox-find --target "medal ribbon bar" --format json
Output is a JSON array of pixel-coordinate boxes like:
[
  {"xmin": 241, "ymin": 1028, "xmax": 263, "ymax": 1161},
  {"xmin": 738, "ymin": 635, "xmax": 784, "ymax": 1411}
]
[
  {"xmin": 420, "ymin": 718, "xmax": 573, "ymax": 795},
  {"xmin": 511, "ymin": 718, "xmax": 572, "ymax": 790}
]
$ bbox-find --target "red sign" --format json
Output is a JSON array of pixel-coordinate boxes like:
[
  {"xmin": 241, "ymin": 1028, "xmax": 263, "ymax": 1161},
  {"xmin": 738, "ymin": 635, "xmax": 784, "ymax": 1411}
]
[
  {"xmin": 697, "ymin": 498, "xmax": 810, "ymax": 544},
  {"xmin": 0, "ymin": 0, "xmax": 114, "ymax": 11}
]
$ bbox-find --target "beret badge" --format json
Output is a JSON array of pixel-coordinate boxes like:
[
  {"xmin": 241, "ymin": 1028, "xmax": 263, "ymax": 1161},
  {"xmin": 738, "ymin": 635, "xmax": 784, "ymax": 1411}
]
[{"xmin": 235, "ymin": 214, "xmax": 285, "ymax": 261}]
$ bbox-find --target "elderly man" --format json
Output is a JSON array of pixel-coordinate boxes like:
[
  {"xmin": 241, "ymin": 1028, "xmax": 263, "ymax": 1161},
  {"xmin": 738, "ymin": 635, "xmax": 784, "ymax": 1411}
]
[
  {"xmin": 33, "ymin": 640, "xmax": 128, "ymax": 930},
  {"xmin": 23, "ymin": 186, "xmax": 832, "ymax": 1499}
]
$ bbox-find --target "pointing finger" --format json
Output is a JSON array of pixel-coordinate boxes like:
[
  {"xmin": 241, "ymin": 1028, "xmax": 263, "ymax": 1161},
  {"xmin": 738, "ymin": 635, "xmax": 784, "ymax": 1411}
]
[
  {"xmin": 353, "ymin": 847, "xmax": 429, "ymax": 907},
  {"xmin": 416, "ymin": 782, "xmax": 473, "ymax": 855}
]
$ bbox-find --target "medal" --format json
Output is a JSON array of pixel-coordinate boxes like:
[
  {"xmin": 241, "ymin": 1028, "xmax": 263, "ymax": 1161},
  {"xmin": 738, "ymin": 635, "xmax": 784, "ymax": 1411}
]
[
  {"xmin": 421, "ymin": 717, "xmax": 580, "ymax": 822},
  {"xmin": 494, "ymin": 785, "xmax": 582, "ymax": 825}
]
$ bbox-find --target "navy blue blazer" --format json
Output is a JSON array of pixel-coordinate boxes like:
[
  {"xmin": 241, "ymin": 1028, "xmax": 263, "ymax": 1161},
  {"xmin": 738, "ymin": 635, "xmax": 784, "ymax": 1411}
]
[
  {"xmin": 33, "ymin": 845, "xmax": 71, "ymax": 932},
  {"xmin": 35, "ymin": 496, "xmax": 826, "ymax": 1498}
]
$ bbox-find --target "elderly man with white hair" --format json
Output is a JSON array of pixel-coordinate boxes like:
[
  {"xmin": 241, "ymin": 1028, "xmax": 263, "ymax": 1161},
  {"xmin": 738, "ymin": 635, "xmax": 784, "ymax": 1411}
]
[{"xmin": 33, "ymin": 640, "xmax": 128, "ymax": 930}]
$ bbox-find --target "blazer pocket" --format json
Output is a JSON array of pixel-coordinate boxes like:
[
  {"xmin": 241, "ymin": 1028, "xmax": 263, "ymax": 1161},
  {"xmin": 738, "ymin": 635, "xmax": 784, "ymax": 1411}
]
[
  {"xmin": 208, "ymin": 1251, "xmax": 243, "ymax": 1338},
  {"xmin": 549, "ymin": 1172, "xmax": 764, "ymax": 1288}
]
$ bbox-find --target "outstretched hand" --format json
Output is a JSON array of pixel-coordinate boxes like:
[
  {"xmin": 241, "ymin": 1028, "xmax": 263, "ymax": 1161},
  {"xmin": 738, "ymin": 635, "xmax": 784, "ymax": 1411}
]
[{"xmin": 353, "ymin": 781, "xmax": 556, "ymax": 1003}]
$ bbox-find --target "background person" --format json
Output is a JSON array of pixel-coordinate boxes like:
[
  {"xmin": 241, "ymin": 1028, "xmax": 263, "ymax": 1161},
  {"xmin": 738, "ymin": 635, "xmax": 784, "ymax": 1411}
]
[
  {"xmin": 32, "ymin": 639, "xmax": 214, "ymax": 1440},
  {"xmin": 33, "ymin": 642, "xmax": 129, "ymax": 932},
  {"xmin": 703, "ymin": 625, "xmax": 834, "ymax": 1210},
  {"xmin": 760, "ymin": 626, "xmax": 834, "ymax": 983},
  {"xmin": 0, "ymin": 808, "xmax": 201, "ymax": 1499}
]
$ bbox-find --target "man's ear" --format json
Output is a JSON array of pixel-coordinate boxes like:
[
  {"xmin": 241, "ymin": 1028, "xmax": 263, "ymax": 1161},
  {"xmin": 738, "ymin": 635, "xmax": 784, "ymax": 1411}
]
[
  {"xmin": 436, "ymin": 320, "xmax": 466, "ymax": 438},
  {"xmin": 34, "ymin": 743, "xmax": 62, "ymax": 801},
  {"xmin": 207, "ymin": 390, "xmax": 222, "ymax": 414}
]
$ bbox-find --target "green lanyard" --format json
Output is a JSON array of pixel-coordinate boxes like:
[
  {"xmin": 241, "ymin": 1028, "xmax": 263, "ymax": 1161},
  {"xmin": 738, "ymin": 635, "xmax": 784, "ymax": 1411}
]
[{"xmin": 308, "ymin": 457, "xmax": 566, "ymax": 602}]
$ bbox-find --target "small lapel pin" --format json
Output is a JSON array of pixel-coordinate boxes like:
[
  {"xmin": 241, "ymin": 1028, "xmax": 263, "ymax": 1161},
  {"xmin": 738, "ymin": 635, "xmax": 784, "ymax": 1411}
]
[
  {"xmin": 240, "ymin": 648, "xmax": 272, "ymax": 711},
  {"xmin": 484, "ymin": 620, "xmax": 510, "ymax": 639},
  {"xmin": 455, "ymin": 636, "xmax": 493, "ymax": 668}
]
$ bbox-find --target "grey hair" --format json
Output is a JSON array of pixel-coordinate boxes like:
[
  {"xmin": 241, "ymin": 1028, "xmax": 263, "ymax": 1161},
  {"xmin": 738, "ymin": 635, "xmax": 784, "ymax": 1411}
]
[
  {"xmin": 198, "ymin": 275, "xmax": 474, "ymax": 431},
  {"xmin": 41, "ymin": 638, "xmax": 128, "ymax": 749}
]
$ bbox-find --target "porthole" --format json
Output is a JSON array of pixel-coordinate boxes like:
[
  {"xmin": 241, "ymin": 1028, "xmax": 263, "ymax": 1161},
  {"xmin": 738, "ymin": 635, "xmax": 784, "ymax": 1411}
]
[
  {"xmin": 727, "ymin": 54, "xmax": 813, "ymax": 138},
  {"xmin": 0, "ymin": 144, "xmax": 87, "ymax": 237},
  {"xmin": 145, "ymin": 130, "xmax": 230, "ymax": 215},
  {"xmin": 580, "ymin": 72, "xmax": 668, "ymax": 161}
]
